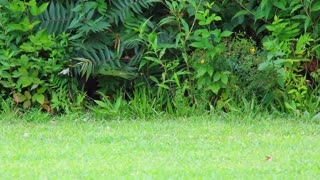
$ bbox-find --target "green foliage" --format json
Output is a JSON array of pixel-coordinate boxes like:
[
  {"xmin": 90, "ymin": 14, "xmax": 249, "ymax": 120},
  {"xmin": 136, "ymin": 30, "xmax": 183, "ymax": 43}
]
[
  {"xmin": 189, "ymin": 3, "xmax": 232, "ymax": 95},
  {"xmin": 1, "ymin": 0, "xmax": 320, "ymax": 116},
  {"xmin": 126, "ymin": 88, "xmax": 158, "ymax": 119},
  {"xmin": 0, "ymin": 0, "xmax": 79, "ymax": 112},
  {"xmin": 90, "ymin": 92, "xmax": 124, "ymax": 118},
  {"xmin": 36, "ymin": 0, "xmax": 158, "ymax": 83},
  {"xmin": 107, "ymin": 0, "xmax": 159, "ymax": 25},
  {"xmin": 135, "ymin": 0, "xmax": 232, "ymax": 113},
  {"xmin": 217, "ymin": 0, "xmax": 320, "ymax": 115}
]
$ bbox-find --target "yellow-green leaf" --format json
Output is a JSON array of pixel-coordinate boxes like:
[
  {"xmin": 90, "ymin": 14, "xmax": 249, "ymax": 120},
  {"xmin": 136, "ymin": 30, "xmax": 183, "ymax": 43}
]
[{"xmin": 32, "ymin": 93, "xmax": 45, "ymax": 104}]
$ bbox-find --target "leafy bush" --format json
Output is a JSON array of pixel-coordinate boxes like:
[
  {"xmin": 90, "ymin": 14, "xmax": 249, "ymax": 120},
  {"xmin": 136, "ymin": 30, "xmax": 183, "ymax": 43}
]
[
  {"xmin": 0, "ymin": 0, "xmax": 80, "ymax": 113},
  {"xmin": 1, "ymin": 0, "xmax": 320, "ymax": 116},
  {"xmin": 212, "ymin": 0, "xmax": 320, "ymax": 115},
  {"xmin": 242, "ymin": 0, "xmax": 320, "ymax": 114},
  {"xmin": 134, "ymin": 0, "xmax": 234, "ymax": 114}
]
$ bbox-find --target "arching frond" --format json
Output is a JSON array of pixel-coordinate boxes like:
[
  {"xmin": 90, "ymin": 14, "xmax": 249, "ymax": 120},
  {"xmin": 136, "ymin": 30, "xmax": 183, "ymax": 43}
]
[{"xmin": 106, "ymin": 0, "xmax": 160, "ymax": 25}]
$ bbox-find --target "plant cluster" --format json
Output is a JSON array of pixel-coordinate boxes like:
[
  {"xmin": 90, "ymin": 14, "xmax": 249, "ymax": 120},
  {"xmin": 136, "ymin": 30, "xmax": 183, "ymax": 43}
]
[
  {"xmin": 229, "ymin": 0, "xmax": 320, "ymax": 115},
  {"xmin": 1, "ymin": 0, "xmax": 320, "ymax": 118},
  {"xmin": 0, "ymin": 0, "xmax": 79, "ymax": 113}
]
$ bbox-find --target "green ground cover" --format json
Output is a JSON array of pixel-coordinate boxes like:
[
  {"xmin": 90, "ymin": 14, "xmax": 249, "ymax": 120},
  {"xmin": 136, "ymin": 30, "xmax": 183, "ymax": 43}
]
[{"xmin": 0, "ymin": 113, "xmax": 320, "ymax": 179}]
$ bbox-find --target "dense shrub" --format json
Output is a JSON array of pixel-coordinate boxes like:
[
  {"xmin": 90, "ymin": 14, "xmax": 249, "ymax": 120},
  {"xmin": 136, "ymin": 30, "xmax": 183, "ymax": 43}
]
[
  {"xmin": 1, "ymin": 0, "xmax": 319, "ymax": 116},
  {"xmin": 0, "ymin": 0, "xmax": 80, "ymax": 113},
  {"xmin": 229, "ymin": 0, "xmax": 320, "ymax": 114}
]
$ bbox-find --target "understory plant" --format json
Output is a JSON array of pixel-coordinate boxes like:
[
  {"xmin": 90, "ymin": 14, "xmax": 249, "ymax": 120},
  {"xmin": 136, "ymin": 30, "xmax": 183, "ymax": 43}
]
[
  {"xmin": 255, "ymin": 1, "xmax": 320, "ymax": 115},
  {"xmin": 1, "ymin": 0, "xmax": 320, "ymax": 117},
  {"xmin": 218, "ymin": 0, "xmax": 320, "ymax": 115},
  {"xmin": 0, "ymin": 0, "xmax": 80, "ymax": 113},
  {"xmin": 37, "ymin": 0, "xmax": 159, "ymax": 97},
  {"xmin": 135, "ymin": 0, "xmax": 233, "ymax": 114}
]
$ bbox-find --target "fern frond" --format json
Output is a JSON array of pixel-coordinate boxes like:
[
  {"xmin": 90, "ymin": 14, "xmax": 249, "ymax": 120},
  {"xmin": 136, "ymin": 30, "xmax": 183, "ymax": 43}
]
[
  {"xmin": 38, "ymin": 1, "xmax": 110, "ymax": 35},
  {"xmin": 78, "ymin": 16, "xmax": 110, "ymax": 34},
  {"xmin": 38, "ymin": 1, "xmax": 77, "ymax": 34},
  {"xmin": 107, "ymin": 0, "xmax": 160, "ymax": 25},
  {"xmin": 71, "ymin": 57, "xmax": 93, "ymax": 80}
]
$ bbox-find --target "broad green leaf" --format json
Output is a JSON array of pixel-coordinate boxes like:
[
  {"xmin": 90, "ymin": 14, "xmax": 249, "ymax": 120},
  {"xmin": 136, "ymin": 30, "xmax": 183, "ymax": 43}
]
[
  {"xmin": 210, "ymin": 83, "xmax": 220, "ymax": 94},
  {"xmin": 12, "ymin": 71, "xmax": 22, "ymax": 78},
  {"xmin": 200, "ymin": 14, "xmax": 221, "ymax": 25},
  {"xmin": 20, "ymin": 42, "xmax": 37, "ymax": 52},
  {"xmin": 144, "ymin": 56, "xmax": 162, "ymax": 64},
  {"xmin": 221, "ymin": 73, "xmax": 228, "ymax": 85},
  {"xmin": 207, "ymin": 67, "xmax": 214, "ymax": 77},
  {"xmin": 196, "ymin": 66, "xmax": 207, "ymax": 77},
  {"xmin": 291, "ymin": 15, "xmax": 308, "ymax": 20},
  {"xmin": 25, "ymin": 0, "xmax": 36, "ymax": 6},
  {"xmin": 23, "ymin": 100, "xmax": 31, "ymax": 109},
  {"xmin": 94, "ymin": 100, "xmax": 109, "ymax": 109},
  {"xmin": 195, "ymin": 13, "xmax": 206, "ymax": 23},
  {"xmin": 273, "ymin": 1, "xmax": 287, "ymax": 10},
  {"xmin": 285, "ymin": 101, "xmax": 296, "ymax": 111},
  {"xmin": 256, "ymin": 25, "xmax": 266, "ymax": 35},
  {"xmin": 274, "ymin": 59, "xmax": 285, "ymax": 65},
  {"xmin": 32, "ymin": 93, "xmax": 45, "ymax": 104},
  {"xmin": 190, "ymin": 41, "xmax": 207, "ymax": 48},
  {"xmin": 304, "ymin": 18, "xmax": 311, "ymax": 33},
  {"xmin": 9, "ymin": 1, "xmax": 25, "ymax": 12},
  {"xmin": 8, "ymin": 17, "xmax": 39, "ymax": 32},
  {"xmin": 277, "ymin": 76, "xmax": 285, "ymax": 87},
  {"xmin": 158, "ymin": 16, "xmax": 175, "ymax": 27},
  {"xmin": 232, "ymin": 10, "xmax": 250, "ymax": 19},
  {"xmin": 0, "ymin": 71, "xmax": 11, "ymax": 79},
  {"xmin": 69, "ymin": 18, "xmax": 81, "ymax": 29},
  {"xmin": 173, "ymin": 73, "xmax": 180, "ymax": 88},
  {"xmin": 36, "ymin": 86, "xmax": 47, "ymax": 94},
  {"xmin": 288, "ymin": 89, "xmax": 298, "ymax": 95},
  {"xmin": 258, "ymin": 61, "xmax": 272, "ymax": 71},
  {"xmin": 175, "ymin": 71, "xmax": 191, "ymax": 76},
  {"xmin": 31, "ymin": 84, "xmax": 39, "ymax": 91},
  {"xmin": 220, "ymin": 31, "xmax": 233, "ymax": 37},
  {"xmin": 290, "ymin": 4, "xmax": 303, "ymax": 14},
  {"xmin": 157, "ymin": 83, "xmax": 170, "ymax": 90},
  {"xmin": 98, "ymin": 69, "xmax": 137, "ymax": 80},
  {"xmin": 311, "ymin": 2, "xmax": 320, "ymax": 12},
  {"xmin": 157, "ymin": 43, "xmax": 177, "ymax": 49},
  {"xmin": 176, "ymin": 33, "xmax": 182, "ymax": 48},
  {"xmin": 30, "ymin": 2, "xmax": 49, "ymax": 16},
  {"xmin": 180, "ymin": 18, "xmax": 189, "ymax": 33},
  {"xmin": 289, "ymin": 0, "xmax": 300, "ymax": 7},
  {"xmin": 197, "ymin": 78, "xmax": 205, "ymax": 89},
  {"xmin": 18, "ymin": 76, "xmax": 33, "ymax": 88},
  {"xmin": 182, "ymin": 52, "xmax": 188, "ymax": 63},
  {"xmin": 14, "ymin": 93, "xmax": 27, "ymax": 103},
  {"xmin": 24, "ymin": 91, "xmax": 32, "ymax": 100},
  {"xmin": 159, "ymin": 48, "xmax": 166, "ymax": 59},
  {"xmin": 97, "ymin": 0, "xmax": 108, "ymax": 14},
  {"xmin": 213, "ymin": 72, "xmax": 221, "ymax": 82},
  {"xmin": 149, "ymin": 76, "xmax": 159, "ymax": 83},
  {"xmin": 260, "ymin": 0, "xmax": 269, "ymax": 9}
]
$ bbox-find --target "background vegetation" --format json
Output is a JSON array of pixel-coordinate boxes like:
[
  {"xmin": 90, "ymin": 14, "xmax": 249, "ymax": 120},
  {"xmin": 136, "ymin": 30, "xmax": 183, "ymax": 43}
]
[{"xmin": 1, "ymin": 0, "xmax": 320, "ymax": 118}]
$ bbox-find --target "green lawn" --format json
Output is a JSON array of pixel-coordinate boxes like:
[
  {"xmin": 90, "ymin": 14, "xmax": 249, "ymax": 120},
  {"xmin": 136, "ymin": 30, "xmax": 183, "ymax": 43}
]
[{"xmin": 1, "ymin": 113, "xmax": 320, "ymax": 179}]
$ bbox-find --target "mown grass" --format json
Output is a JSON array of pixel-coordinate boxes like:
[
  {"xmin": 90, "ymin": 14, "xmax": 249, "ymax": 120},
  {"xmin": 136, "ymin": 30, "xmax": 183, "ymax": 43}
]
[{"xmin": 0, "ymin": 112, "xmax": 320, "ymax": 179}]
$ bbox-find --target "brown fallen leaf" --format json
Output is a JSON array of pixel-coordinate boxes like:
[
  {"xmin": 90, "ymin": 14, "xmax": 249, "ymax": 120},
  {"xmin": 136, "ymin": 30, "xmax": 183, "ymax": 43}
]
[
  {"xmin": 13, "ymin": 94, "xmax": 19, "ymax": 103},
  {"xmin": 266, "ymin": 156, "xmax": 273, "ymax": 161}
]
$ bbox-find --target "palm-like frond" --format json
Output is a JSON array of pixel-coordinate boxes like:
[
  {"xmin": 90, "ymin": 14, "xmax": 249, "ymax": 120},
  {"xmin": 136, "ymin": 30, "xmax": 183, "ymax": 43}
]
[
  {"xmin": 36, "ymin": 0, "xmax": 159, "ymax": 80},
  {"xmin": 107, "ymin": 0, "xmax": 160, "ymax": 25},
  {"xmin": 38, "ymin": 1, "xmax": 77, "ymax": 34}
]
